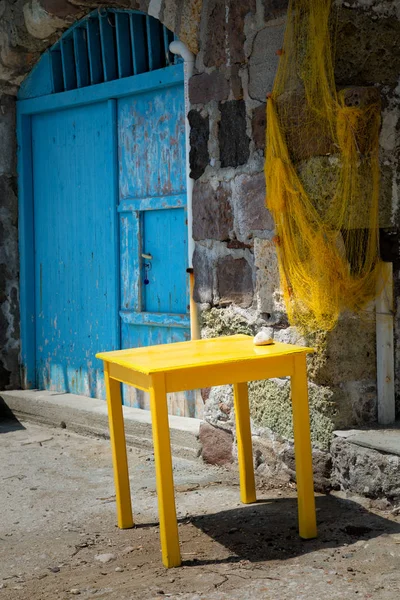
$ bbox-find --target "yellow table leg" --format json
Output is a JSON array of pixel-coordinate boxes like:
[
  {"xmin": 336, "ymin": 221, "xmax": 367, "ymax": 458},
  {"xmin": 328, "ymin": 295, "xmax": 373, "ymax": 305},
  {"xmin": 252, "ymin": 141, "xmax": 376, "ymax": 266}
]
[
  {"xmin": 233, "ymin": 382, "xmax": 257, "ymax": 504},
  {"xmin": 149, "ymin": 373, "xmax": 181, "ymax": 568},
  {"xmin": 104, "ymin": 363, "xmax": 134, "ymax": 529},
  {"xmin": 291, "ymin": 354, "xmax": 317, "ymax": 539}
]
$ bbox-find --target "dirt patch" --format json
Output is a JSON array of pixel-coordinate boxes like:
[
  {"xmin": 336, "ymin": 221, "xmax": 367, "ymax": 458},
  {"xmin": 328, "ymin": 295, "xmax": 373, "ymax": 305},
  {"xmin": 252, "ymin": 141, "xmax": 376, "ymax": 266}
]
[{"xmin": 1, "ymin": 420, "xmax": 400, "ymax": 599}]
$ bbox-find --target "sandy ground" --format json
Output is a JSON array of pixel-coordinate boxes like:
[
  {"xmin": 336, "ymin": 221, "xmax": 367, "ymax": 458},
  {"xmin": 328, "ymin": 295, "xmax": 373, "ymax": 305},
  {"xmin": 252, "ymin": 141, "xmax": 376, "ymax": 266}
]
[{"xmin": 1, "ymin": 416, "xmax": 400, "ymax": 600}]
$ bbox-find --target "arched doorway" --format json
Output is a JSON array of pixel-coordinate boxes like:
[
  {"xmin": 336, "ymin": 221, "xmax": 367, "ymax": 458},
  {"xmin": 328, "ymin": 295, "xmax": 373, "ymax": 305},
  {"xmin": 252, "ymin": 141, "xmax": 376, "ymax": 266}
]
[{"xmin": 18, "ymin": 9, "xmax": 201, "ymax": 417}]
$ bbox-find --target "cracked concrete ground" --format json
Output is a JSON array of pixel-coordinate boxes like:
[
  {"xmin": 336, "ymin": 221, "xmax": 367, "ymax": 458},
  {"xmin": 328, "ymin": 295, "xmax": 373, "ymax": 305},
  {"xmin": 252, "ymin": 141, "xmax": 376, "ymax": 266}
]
[{"xmin": 1, "ymin": 416, "xmax": 400, "ymax": 600}]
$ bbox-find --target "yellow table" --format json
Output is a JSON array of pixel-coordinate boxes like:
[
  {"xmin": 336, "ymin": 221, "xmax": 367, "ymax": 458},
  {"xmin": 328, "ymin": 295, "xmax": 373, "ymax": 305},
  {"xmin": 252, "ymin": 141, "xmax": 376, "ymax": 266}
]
[{"xmin": 96, "ymin": 334, "xmax": 317, "ymax": 568}]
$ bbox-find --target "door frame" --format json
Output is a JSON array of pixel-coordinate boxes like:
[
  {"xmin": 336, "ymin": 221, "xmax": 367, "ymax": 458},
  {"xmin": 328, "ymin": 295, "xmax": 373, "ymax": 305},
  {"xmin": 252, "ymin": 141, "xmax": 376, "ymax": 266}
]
[{"xmin": 17, "ymin": 63, "xmax": 185, "ymax": 389}]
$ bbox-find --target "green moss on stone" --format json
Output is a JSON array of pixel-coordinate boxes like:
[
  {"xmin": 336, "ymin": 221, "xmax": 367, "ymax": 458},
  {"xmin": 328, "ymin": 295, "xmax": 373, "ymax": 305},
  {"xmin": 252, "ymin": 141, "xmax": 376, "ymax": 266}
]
[
  {"xmin": 200, "ymin": 308, "xmax": 357, "ymax": 449},
  {"xmin": 249, "ymin": 378, "xmax": 336, "ymax": 450},
  {"xmin": 200, "ymin": 307, "xmax": 255, "ymax": 338}
]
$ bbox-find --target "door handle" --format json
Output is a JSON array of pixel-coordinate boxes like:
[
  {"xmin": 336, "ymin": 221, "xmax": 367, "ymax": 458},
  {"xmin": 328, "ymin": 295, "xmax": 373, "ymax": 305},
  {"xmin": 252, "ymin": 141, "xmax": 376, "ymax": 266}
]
[{"xmin": 141, "ymin": 253, "xmax": 153, "ymax": 260}]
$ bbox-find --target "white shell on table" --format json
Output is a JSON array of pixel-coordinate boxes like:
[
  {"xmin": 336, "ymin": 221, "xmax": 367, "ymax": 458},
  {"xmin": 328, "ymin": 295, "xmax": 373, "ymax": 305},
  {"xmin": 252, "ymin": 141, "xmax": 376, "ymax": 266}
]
[{"xmin": 253, "ymin": 330, "xmax": 274, "ymax": 346}]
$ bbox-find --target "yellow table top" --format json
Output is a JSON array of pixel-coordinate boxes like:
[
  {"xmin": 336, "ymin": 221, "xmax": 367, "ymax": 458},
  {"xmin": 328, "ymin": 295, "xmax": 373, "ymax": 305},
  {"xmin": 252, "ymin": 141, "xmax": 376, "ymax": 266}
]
[{"xmin": 96, "ymin": 334, "xmax": 313, "ymax": 375}]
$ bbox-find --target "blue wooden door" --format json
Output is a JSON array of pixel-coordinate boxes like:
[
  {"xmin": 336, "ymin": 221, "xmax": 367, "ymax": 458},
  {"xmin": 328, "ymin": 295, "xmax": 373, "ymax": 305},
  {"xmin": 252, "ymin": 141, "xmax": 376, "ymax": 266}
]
[
  {"xmin": 118, "ymin": 82, "xmax": 190, "ymax": 407},
  {"xmin": 32, "ymin": 100, "xmax": 119, "ymax": 398}
]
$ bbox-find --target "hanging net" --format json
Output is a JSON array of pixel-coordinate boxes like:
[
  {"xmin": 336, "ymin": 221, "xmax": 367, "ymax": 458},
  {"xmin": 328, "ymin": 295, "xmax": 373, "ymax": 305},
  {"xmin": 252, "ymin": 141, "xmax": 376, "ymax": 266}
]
[{"xmin": 265, "ymin": 0, "xmax": 382, "ymax": 332}]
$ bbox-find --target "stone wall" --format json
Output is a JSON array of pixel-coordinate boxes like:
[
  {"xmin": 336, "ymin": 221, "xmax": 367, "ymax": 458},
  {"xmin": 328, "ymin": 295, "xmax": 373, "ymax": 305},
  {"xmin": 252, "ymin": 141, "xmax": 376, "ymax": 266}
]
[
  {"xmin": 0, "ymin": 1, "xmax": 399, "ymax": 475},
  {"xmin": 189, "ymin": 0, "xmax": 400, "ymax": 467}
]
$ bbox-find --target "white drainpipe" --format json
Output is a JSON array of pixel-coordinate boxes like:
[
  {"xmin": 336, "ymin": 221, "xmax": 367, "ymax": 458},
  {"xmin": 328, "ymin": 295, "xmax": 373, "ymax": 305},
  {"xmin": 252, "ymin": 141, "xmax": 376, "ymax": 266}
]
[{"xmin": 169, "ymin": 41, "xmax": 200, "ymax": 340}]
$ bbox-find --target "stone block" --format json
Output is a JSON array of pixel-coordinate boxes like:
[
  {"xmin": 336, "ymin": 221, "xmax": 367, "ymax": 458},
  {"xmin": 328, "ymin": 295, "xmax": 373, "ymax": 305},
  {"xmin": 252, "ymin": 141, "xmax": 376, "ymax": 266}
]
[
  {"xmin": 297, "ymin": 153, "xmax": 386, "ymax": 228},
  {"xmin": 276, "ymin": 88, "xmax": 379, "ymax": 163},
  {"xmin": 262, "ymin": 0, "xmax": 288, "ymax": 21},
  {"xmin": 380, "ymin": 107, "xmax": 398, "ymax": 154},
  {"xmin": 249, "ymin": 378, "xmax": 339, "ymax": 450},
  {"xmin": 199, "ymin": 422, "xmax": 233, "ymax": 465},
  {"xmin": 192, "ymin": 244, "xmax": 213, "ymax": 304},
  {"xmin": 331, "ymin": 436, "xmax": 400, "ymax": 500},
  {"xmin": 248, "ymin": 22, "xmax": 285, "ymax": 102},
  {"xmin": 189, "ymin": 71, "xmax": 229, "ymax": 105},
  {"xmin": 280, "ymin": 444, "xmax": 332, "ymax": 493},
  {"xmin": 24, "ymin": 1, "xmax": 68, "ymax": 39},
  {"xmin": 0, "ymin": 174, "xmax": 20, "ymax": 390},
  {"xmin": 203, "ymin": 0, "xmax": 226, "ymax": 68},
  {"xmin": 217, "ymin": 255, "xmax": 254, "ymax": 308},
  {"xmin": 230, "ymin": 64, "xmax": 243, "ymax": 100},
  {"xmin": 308, "ymin": 317, "xmax": 376, "ymax": 386},
  {"xmin": 0, "ymin": 95, "xmax": 16, "ymax": 176},
  {"xmin": 252, "ymin": 103, "xmax": 266, "ymax": 152},
  {"xmin": 188, "ymin": 110, "xmax": 209, "ymax": 180},
  {"xmin": 336, "ymin": 380, "xmax": 377, "ymax": 427},
  {"xmin": 335, "ymin": 8, "xmax": 400, "ymax": 87},
  {"xmin": 254, "ymin": 238, "xmax": 282, "ymax": 314},
  {"xmin": 203, "ymin": 384, "xmax": 234, "ymax": 431},
  {"xmin": 0, "ymin": 176, "xmax": 18, "ymax": 279},
  {"xmin": 177, "ymin": 0, "xmax": 202, "ymax": 54},
  {"xmin": 227, "ymin": 2, "xmax": 256, "ymax": 65},
  {"xmin": 341, "ymin": 86, "xmax": 380, "ymax": 109},
  {"xmin": 251, "ymin": 432, "xmax": 292, "ymax": 486},
  {"xmin": 192, "ymin": 180, "xmax": 233, "ymax": 241},
  {"xmin": 275, "ymin": 92, "xmax": 336, "ymax": 162},
  {"xmin": 200, "ymin": 305, "xmax": 257, "ymax": 339},
  {"xmin": 232, "ymin": 172, "xmax": 274, "ymax": 242},
  {"xmin": 160, "ymin": 0, "xmax": 177, "ymax": 31},
  {"xmin": 219, "ymin": 100, "xmax": 250, "ymax": 168},
  {"xmin": 40, "ymin": 1, "xmax": 82, "ymax": 18},
  {"xmin": 203, "ymin": 0, "xmax": 256, "ymax": 68}
]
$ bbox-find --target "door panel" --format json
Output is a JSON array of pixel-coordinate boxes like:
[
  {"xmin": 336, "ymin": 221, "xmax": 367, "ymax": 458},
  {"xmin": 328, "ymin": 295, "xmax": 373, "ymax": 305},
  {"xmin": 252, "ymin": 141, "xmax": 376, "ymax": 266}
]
[
  {"xmin": 118, "ymin": 86, "xmax": 186, "ymax": 199},
  {"xmin": 117, "ymin": 84, "xmax": 194, "ymax": 414},
  {"xmin": 32, "ymin": 101, "xmax": 119, "ymax": 398},
  {"xmin": 29, "ymin": 77, "xmax": 201, "ymax": 416},
  {"xmin": 142, "ymin": 208, "xmax": 188, "ymax": 314}
]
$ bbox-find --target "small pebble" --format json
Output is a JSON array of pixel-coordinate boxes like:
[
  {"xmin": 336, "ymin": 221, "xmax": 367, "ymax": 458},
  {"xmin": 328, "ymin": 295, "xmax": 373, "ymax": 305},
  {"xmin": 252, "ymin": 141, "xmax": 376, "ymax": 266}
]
[
  {"xmin": 95, "ymin": 553, "xmax": 116, "ymax": 564},
  {"xmin": 70, "ymin": 589, "xmax": 80, "ymax": 596},
  {"xmin": 60, "ymin": 421, "xmax": 67, "ymax": 429},
  {"xmin": 115, "ymin": 567, "xmax": 124, "ymax": 572},
  {"xmin": 228, "ymin": 527, "xmax": 239, "ymax": 534}
]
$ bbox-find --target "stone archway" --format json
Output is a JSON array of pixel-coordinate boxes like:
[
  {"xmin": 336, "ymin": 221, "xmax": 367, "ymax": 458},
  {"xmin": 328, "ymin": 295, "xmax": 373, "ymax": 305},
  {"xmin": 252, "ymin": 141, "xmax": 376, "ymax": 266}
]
[{"xmin": 0, "ymin": 1, "xmax": 201, "ymax": 92}]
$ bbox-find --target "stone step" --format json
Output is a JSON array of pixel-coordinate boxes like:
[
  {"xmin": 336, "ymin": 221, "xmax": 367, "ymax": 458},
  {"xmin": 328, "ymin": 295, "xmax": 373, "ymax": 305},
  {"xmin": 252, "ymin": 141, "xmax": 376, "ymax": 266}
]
[
  {"xmin": 0, "ymin": 390, "xmax": 201, "ymax": 460},
  {"xmin": 334, "ymin": 427, "xmax": 400, "ymax": 456},
  {"xmin": 331, "ymin": 425, "xmax": 400, "ymax": 501}
]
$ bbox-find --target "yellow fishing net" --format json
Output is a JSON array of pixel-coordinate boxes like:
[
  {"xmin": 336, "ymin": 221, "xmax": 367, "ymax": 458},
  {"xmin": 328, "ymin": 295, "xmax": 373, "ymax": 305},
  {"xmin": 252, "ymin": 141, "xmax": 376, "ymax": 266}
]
[{"xmin": 265, "ymin": 0, "xmax": 382, "ymax": 332}]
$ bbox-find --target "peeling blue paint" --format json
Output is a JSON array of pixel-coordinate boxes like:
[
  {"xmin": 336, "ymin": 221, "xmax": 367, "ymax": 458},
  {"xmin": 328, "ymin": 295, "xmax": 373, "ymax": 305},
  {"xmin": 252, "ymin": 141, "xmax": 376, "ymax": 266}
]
[{"xmin": 18, "ymin": 11, "xmax": 191, "ymax": 411}]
